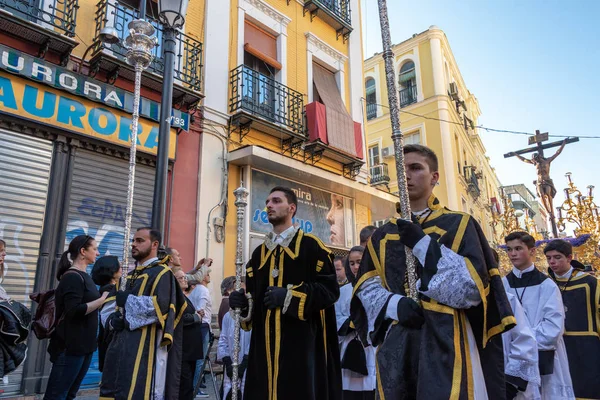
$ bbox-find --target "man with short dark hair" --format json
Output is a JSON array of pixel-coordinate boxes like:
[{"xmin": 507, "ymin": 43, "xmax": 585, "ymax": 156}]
[
  {"xmin": 100, "ymin": 227, "xmax": 188, "ymax": 400},
  {"xmin": 359, "ymin": 225, "xmax": 376, "ymax": 247},
  {"xmin": 352, "ymin": 144, "xmax": 515, "ymax": 398},
  {"xmin": 229, "ymin": 186, "xmax": 342, "ymax": 400},
  {"xmin": 334, "ymin": 256, "xmax": 347, "ymax": 285},
  {"xmin": 544, "ymin": 239, "xmax": 599, "ymax": 399},
  {"xmin": 504, "ymin": 232, "xmax": 574, "ymax": 399}
]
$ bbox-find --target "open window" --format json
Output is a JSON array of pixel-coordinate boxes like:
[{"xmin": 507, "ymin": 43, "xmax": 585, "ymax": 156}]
[{"xmin": 365, "ymin": 78, "xmax": 377, "ymax": 120}]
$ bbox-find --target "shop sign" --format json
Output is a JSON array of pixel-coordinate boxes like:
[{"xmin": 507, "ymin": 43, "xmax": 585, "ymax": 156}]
[
  {"xmin": 0, "ymin": 44, "xmax": 189, "ymax": 131},
  {"xmin": 250, "ymin": 169, "xmax": 354, "ymax": 248},
  {"xmin": 0, "ymin": 72, "xmax": 176, "ymax": 158}
]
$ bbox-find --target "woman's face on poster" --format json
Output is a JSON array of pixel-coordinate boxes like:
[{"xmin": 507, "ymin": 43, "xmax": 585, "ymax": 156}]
[{"xmin": 326, "ymin": 193, "xmax": 345, "ymax": 246}]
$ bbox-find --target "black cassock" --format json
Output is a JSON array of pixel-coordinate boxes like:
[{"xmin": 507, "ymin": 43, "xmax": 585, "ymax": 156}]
[
  {"xmin": 242, "ymin": 229, "xmax": 342, "ymax": 400},
  {"xmin": 554, "ymin": 269, "xmax": 600, "ymax": 399},
  {"xmin": 100, "ymin": 260, "xmax": 187, "ymax": 400},
  {"xmin": 351, "ymin": 195, "xmax": 515, "ymax": 400}
]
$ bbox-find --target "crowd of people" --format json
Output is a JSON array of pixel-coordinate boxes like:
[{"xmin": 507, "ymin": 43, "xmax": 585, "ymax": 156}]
[{"xmin": 0, "ymin": 143, "xmax": 598, "ymax": 400}]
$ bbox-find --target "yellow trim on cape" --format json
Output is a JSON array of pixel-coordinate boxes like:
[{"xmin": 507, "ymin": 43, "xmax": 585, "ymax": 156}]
[
  {"xmin": 421, "ymin": 299, "xmax": 454, "ymax": 315},
  {"xmin": 353, "ymin": 270, "xmax": 379, "ymax": 298},
  {"xmin": 291, "ymin": 290, "xmax": 307, "ymax": 321},
  {"xmin": 145, "ymin": 324, "xmax": 157, "ymax": 399},
  {"xmin": 450, "ymin": 308, "xmax": 462, "ymax": 400},
  {"xmin": 128, "ymin": 326, "xmax": 148, "ymax": 400},
  {"xmin": 460, "ymin": 312, "xmax": 474, "ymax": 400},
  {"xmin": 305, "ymin": 233, "xmax": 332, "ymax": 254},
  {"xmin": 320, "ymin": 309, "xmax": 327, "ymax": 365}
]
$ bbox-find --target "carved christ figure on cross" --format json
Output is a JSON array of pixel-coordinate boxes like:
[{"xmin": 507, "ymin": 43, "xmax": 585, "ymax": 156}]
[{"xmin": 515, "ymin": 139, "xmax": 567, "ymax": 215}]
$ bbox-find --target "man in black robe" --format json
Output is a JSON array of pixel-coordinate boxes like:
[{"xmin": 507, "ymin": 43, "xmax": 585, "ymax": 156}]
[
  {"xmin": 546, "ymin": 239, "xmax": 600, "ymax": 399},
  {"xmin": 100, "ymin": 227, "xmax": 187, "ymax": 400},
  {"xmin": 230, "ymin": 186, "xmax": 342, "ymax": 400},
  {"xmin": 351, "ymin": 144, "xmax": 515, "ymax": 399}
]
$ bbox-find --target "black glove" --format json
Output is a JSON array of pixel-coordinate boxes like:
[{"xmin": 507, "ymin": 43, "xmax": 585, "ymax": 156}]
[
  {"xmin": 115, "ymin": 290, "xmax": 132, "ymax": 307},
  {"xmin": 239, "ymin": 354, "xmax": 248, "ymax": 378},
  {"xmin": 397, "ymin": 297, "xmax": 425, "ymax": 329},
  {"xmin": 396, "ymin": 216, "xmax": 426, "ymax": 249},
  {"xmin": 264, "ymin": 286, "xmax": 287, "ymax": 309},
  {"xmin": 108, "ymin": 311, "xmax": 125, "ymax": 332},
  {"xmin": 223, "ymin": 356, "xmax": 233, "ymax": 379},
  {"xmin": 229, "ymin": 289, "xmax": 249, "ymax": 310},
  {"xmin": 506, "ymin": 382, "xmax": 519, "ymax": 400},
  {"xmin": 99, "ymin": 284, "xmax": 116, "ymax": 295}
]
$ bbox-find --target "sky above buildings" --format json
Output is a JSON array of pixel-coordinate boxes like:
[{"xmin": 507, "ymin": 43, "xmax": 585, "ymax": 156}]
[{"xmin": 361, "ymin": 0, "xmax": 600, "ymax": 233}]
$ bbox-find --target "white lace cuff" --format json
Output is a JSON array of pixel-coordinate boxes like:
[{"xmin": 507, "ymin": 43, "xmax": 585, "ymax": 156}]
[
  {"xmin": 125, "ymin": 295, "xmax": 159, "ymax": 330},
  {"xmin": 505, "ymin": 358, "xmax": 541, "ymax": 386}
]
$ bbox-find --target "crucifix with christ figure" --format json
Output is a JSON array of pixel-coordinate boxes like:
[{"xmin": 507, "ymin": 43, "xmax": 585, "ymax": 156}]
[{"xmin": 504, "ymin": 130, "xmax": 579, "ymax": 237}]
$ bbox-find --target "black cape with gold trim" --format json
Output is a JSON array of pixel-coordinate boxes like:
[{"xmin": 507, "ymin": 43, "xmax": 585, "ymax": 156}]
[
  {"xmin": 242, "ymin": 229, "xmax": 342, "ymax": 400},
  {"xmin": 99, "ymin": 260, "xmax": 187, "ymax": 400},
  {"xmin": 351, "ymin": 196, "xmax": 515, "ymax": 400},
  {"xmin": 553, "ymin": 270, "xmax": 600, "ymax": 399}
]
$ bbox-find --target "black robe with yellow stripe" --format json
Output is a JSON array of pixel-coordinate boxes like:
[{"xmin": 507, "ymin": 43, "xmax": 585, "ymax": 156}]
[
  {"xmin": 351, "ymin": 196, "xmax": 515, "ymax": 400},
  {"xmin": 242, "ymin": 229, "xmax": 342, "ymax": 400},
  {"xmin": 554, "ymin": 270, "xmax": 600, "ymax": 399},
  {"xmin": 100, "ymin": 261, "xmax": 187, "ymax": 400}
]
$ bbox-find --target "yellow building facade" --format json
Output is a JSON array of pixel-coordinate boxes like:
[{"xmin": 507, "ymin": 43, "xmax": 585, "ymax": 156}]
[{"xmin": 364, "ymin": 26, "xmax": 501, "ymax": 240}]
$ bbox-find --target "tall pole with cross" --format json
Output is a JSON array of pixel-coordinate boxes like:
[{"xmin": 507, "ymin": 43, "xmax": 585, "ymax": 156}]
[{"xmin": 504, "ymin": 130, "xmax": 579, "ymax": 238}]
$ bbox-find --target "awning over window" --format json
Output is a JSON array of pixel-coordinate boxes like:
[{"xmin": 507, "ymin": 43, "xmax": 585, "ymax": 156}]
[
  {"xmin": 312, "ymin": 63, "xmax": 357, "ymax": 157},
  {"xmin": 245, "ymin": 20, "xmax": 281, "ymax": 70},
  {"xmin": 399, "ymin": 69, "xmax": 416, "ymax": 83}
]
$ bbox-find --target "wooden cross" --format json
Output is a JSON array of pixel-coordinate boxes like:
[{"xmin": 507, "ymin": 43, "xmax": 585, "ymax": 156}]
[{"xmin": 504, "ymin": 130, "xmax": 579, "ymax": 238}]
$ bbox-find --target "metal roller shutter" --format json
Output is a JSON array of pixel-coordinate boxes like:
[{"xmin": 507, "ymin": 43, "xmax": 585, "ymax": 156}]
[
  {"xmin": 0, "ymin": 129, "xmax": 53, "ymax": 396},
  {"xmin": 64, "ymin": 149, "xmax": 156, "ymax": 387}
]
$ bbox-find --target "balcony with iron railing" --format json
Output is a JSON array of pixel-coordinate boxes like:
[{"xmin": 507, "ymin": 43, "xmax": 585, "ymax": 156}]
[
  {"xmin": 366, "ymin": 102, "xmax": 377, "ymax": 121},
  {"xmin": 464, "ymin": 166, "xmax": 481, "ymax": 199},
  {"xmin": 88, "ymin": 0, "xmax": 203, "ymax": 107},
  {"xmin": 400, "ymin": 84, "xmax": 417, "ymax": 108},
  {"xmin": 229, "ymin": 65, "xmax": 305, "ymax": 137},
  {"xmin": 370, "ymin": 163, "xmax": 390, "ymax": 186},
  {"xmin": 303, "ymin": 0, "xmax": 352, "ymax": 42},
  {"xmin": 0, "ymin": 0, "xmax": 79, "ymax": 63}
]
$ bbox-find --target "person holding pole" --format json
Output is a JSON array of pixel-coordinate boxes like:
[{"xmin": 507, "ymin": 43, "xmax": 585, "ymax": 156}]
[
  {"xmin": 229, "ymin": 186, "xmax": 342, "ymax": 400},
  {"xmin": 351, "ymin": 145, "xmax": 515, "ymax": 399},
  {"xmin": 99, "ymin": 227, "xmax": 187, "ymax": 400}
]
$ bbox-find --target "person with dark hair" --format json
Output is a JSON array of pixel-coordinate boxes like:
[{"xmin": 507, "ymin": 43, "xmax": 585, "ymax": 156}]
[
  {"xmin": 334, "ymin": 256, "xmax": 347, "ymax": 285},
  {"xmin": 229, "ymin": 186, "xmax": 342, "ymax": 400},
  {"xmin": 504, "ymin": 233, "xmax": 574, "ymax": 398},
  {"xmin": 44, "ymin": 235, "xmax": 108, "ymax": 400},
  {"xmin": 358, "ymin": 226, "xmax": 376, "ymax": 247},
  {"xmin": 351, "ymin": 144, "xmax": 515, "ymax": 398},
  {"xmin": 334, "ymin": 246, "xmax": 376, "ymax": 399},
  {"xmin": 172, "ymin": 267, "xmax": 204, "ymax": 400},
  {"xmin": 544, "ymin": 239, "xmax": 600, "ymax": 399},
  {"xmin": 99, "ymin": 227, "xmax": 187, "ymax": 400},
  {"xmin": 218, "ymin": 276, "xmax": 236, "ymax": 330},
  {"xmin": 91, "ymin": 256, "xmax": 122, "ymax": 373}
]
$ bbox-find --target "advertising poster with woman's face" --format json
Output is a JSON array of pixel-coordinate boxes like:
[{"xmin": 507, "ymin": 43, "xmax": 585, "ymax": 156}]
[{"xmin": 250, "ymin": 170, "xmax": 353, "ymax": 248}]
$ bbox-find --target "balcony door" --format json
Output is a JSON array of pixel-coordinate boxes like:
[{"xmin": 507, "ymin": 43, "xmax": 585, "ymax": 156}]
[{"xmin": 242, "ymin": 51, "xmax": 276, "ymax": 120}]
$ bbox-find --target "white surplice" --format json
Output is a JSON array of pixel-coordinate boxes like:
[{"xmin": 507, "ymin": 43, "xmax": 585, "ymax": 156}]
[
  {"xmin": 217, "ymin": 311, "xmax": 252, "ymax": 399},
  {"xmin": 335, "ymin": 283, "xmax": 376, "ymax": 392},
  {"xmin": 502, "ymin": 266, "xmax": 574, "ymax": 400}
]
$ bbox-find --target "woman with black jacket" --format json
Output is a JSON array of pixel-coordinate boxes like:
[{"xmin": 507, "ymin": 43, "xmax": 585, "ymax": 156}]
[
  {"xmin": 44, "ymin": 235, "xmax": 108, "ymax": 400},
  {"xmin": 173, "ymin": 267, "xmax": 204, "ymax": 400}
]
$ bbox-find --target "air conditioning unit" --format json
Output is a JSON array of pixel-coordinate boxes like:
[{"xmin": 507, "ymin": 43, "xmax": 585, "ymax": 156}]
[
  {"xmin": 381, "ymin": 146, "xmax": 394, "ymax": 158},
  {"xmin": 449, "ymin": 82, "xmax": 459, "ymax": 100}
]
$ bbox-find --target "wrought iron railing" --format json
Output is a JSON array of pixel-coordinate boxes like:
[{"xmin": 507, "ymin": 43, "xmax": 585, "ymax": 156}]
[
  {"xmin": 400, "ymin": 84, "xmax": 417, "ymax": 108},
  {"xmin": 370, "ymin": 163, "xmax": 390, "ymax": 185},
  {"xmin": 310, "ymin": 0, "xmax": 351, "ymax": 27},
  {"xmin": 1, "ymin": 0, "xmax": 78, "ymax": 37},
  {"xmin": 230, "ymin": 65, "xmax": 305, "ymax": 135},
  {"xmin": 366, "ymin": 102, "xmax": 377, "ymax": 120},
  {"xmin": 93, "ymin": 0, "xmax": 202, "ymax": 92},
  {"xmin": 464, "ymin": 166, "xmax": 481, "ymax": 198}
]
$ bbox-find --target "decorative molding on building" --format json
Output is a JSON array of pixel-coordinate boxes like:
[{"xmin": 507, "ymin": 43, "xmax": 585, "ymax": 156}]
[
  {"xmin": 240, "ymin": 0, "xmax": 291, "ymax": 28},
  {"xmin": 306, "ymin": 32, "xmax": 348, "ymax": 64}
]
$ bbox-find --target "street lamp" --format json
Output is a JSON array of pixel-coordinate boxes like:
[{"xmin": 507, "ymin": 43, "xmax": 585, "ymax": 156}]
[
  {"xmin": 120, "ymin": 19, "xmax": 157, "ymax": 288},
  {"xmin": 151, "ymin": 0, "xmax": 189, "ymax": 237}
]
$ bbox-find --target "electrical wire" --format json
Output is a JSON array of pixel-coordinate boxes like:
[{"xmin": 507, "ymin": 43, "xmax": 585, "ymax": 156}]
[{"xmin": 360, "ymin": 97, "xmax": 600, "ymax": 139}]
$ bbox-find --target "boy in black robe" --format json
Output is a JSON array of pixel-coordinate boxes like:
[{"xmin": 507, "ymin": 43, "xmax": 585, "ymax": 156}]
[
  {"xmin": 230, "ymin": 186, "xmax": 342, "ymax": 400},
  {"xmin": 351, "ymin": 145, "xmax": 515, "ymax": 399},
  {"xmin": 546, "ymin": 239, "xmax": 600, "ymax": 399}
]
